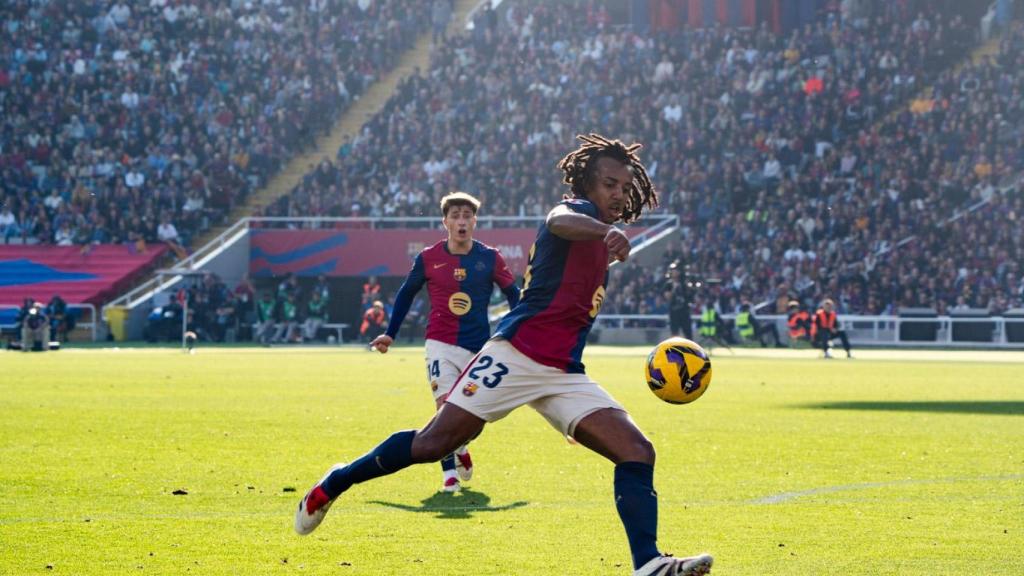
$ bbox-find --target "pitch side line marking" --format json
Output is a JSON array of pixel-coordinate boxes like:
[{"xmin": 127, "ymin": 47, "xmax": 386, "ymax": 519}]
[
  {"xmin": 749, "ymin": 473, "xmax": 1024, "ymax": 505},
  {"xmin": 3, "ymin": 475, "xmax": 1022, "ymax": 525}
]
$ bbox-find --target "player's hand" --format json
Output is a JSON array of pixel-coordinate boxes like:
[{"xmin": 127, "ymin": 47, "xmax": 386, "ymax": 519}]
[
  {"xmin": 604, "ymin": 227, "xmax": 631, "ymax": 262},
  {"xmin": 370, "ymin": 334, "xmax": 393, "ymax": 353}
]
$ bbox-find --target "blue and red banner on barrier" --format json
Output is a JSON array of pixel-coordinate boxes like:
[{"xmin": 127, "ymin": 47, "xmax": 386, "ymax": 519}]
[
  {"xmin": 250, "ymin": 228, "xmax": 647, "ymax": 278},
  {"xmin": 0, "ymin": 244, "xmax": 167, "ymax": 305}
]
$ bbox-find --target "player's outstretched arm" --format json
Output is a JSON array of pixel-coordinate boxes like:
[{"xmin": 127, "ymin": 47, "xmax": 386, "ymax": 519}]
[
  {"xmin": 546, "ymin": 205, "xmax": 630, "ymax": 262},
  {"xmin": 379, "ymin": 255, "xmax": 427, "ymax": 351}
]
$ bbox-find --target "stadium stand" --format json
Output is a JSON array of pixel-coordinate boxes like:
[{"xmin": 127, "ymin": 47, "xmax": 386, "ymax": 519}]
[
  {"xmin": 0, "ymin": 0, "xmax": 431, "ymax": 250},
  {"xmin": 266, "ymin": 0, "xmax": 1020, "ymax": 316}
]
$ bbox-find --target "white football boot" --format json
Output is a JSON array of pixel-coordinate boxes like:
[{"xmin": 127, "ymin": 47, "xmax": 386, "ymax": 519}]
[
  {"xmin": 454, "ymin": 446, "xmax": 473, "ymax": 482},
  {"xmin": 633, "ymin": 553, "xmax": 714, "ymax": 576},
  {"xmin": 294, "ymin": 463, "xmax": 346, "ymax": 535}
]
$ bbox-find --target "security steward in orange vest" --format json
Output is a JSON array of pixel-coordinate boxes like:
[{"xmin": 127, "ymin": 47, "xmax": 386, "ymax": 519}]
[
  {"xmin": 360, "ymin": 300, "xmax": 388, "ymax": 341},
  {"xmin": 812, "ymin": 298, "xmax": 852, "ymax": 358},
  {"xmin": 786, "ymin": 300, "xmax": 811, "ymax": 344}
]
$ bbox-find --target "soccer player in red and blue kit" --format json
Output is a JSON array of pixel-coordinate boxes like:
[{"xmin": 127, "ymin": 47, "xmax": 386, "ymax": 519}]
[
  {"xmin": 369, "ymin": 191, "xmax": 519, "ymax": 492},
  {"xmin": 296, "ymin": 135, "xmax": 713, "ymax": 576}
]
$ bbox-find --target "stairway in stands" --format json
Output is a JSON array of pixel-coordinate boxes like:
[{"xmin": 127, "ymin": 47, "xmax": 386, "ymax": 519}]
[{"xmin": 191, "ymin": 0, "xmax": 481, "ymax": 248}]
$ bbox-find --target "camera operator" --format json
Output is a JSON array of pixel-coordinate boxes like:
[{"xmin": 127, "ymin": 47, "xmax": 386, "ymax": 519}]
[
  {"xmin": 663, "ymin": 260, "xmax": 694, "ymax": 339},
  {"xmin": 19, "ymin": 300, "xmax": 50, "ymax": 352}
]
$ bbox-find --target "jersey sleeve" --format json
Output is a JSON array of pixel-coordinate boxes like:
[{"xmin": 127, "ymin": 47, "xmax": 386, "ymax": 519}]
[
  {"xmin": 384, "ymin": 254, "xmax": 426, "ymax": 339},
  {"xmin": 561, "ymin": 198, "xmax": 599, "ymax": 218},
  {"xmin": 491, "ymin": 250, "xmax": 515, "ymax": 289}
]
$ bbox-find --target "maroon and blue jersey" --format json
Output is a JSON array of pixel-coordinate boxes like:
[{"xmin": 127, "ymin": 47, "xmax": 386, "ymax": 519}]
[
  {"xmin": 494, "ymin": 199, "xmax": 608, "ymax": 373},
  {"xmin": 386, "ymin": 240, "xmax": 518, "ymax": 353}
]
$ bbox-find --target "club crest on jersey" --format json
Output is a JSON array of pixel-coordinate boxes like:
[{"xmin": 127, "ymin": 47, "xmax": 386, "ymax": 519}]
[
  {"xmin": 448, "ymin": 291, "xmax": 472, "ymax": 316},
  {"xmin": 462, "ymin": 382, "xmax": 479, "ymax": 396},
  {"xmin": 453, "ymin": 267, "xmax": 467, "ymax": 281},
  {"xmin": 430, "ymin": 381, "xmax": 439, "ymax": 392}
]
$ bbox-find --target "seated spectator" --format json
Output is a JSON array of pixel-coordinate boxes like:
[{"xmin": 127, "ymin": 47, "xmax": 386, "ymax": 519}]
[
  {"xmin": 303, "ymin": 290, "xmax": 328, "ymax": 342},
  {"xmin": 157, "ymin": 215, "xmax": 187, "ymax": 259},
  {"xmin": 254, "ymin": 292, "xmax": 278, "ymax": 345},
  {"xmin": 0, "ymin": 206, "xmax": 19, "ymax": 244},
  {"xmin": 273, "ymin": 293, "xmax": 301, "ymax": 343}
]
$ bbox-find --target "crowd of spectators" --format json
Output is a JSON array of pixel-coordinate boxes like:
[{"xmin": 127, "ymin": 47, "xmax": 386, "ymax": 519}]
[
  {"xmin": 611, "ymin": 17, "xmax": 1024, "ymax": 317},
  {"xmin": 0, "ymin": 0, "xmax": 432, "ymax": 250},
  {"xmin": 266, "ymin": 0, "xmax": 1021, "ymax": 316}
]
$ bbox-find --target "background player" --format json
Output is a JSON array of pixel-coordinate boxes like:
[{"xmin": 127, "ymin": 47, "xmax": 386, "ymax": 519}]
[
  {"xmin": 370, "ymin": 191, "xmax": 519, "ymax": 492},
  {"xmin": 296, "ymin": 135, "xmax": 713, "ymax": 576}
]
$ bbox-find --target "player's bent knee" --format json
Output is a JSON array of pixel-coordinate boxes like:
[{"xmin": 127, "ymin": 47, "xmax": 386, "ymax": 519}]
[{"xmin": 627, "ymin": 437, "xmax": 656, "ymax": 465}]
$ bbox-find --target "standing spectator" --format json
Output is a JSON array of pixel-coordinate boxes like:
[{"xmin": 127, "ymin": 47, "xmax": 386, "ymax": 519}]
[
  {"xmin": 361, "ymin": 276, "xmax": 382, "ymax": 310},
  {"xmin": 431, "ymin": 0, "xmax": 452, "ymax": 44}
]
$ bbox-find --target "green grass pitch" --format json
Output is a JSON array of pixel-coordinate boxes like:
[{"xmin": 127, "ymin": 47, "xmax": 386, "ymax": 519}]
[{"xmin": 1, "ymin": 346, "xmax": 1022, "ymax": 575}]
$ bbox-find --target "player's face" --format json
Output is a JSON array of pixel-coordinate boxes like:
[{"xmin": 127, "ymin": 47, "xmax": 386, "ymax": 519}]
[
  {"xmin": 586, "ymin": 156, "xmax": 632, "ymax": 224},
  {"xmin": 443, "ymin": 204, "xmax": 477, "ymax": 243}
]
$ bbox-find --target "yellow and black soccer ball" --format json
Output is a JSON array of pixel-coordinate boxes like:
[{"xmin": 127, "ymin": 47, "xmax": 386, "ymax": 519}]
[{"xmin": 644, "ymin": 337, "xmax": 712, "ymax": 404}]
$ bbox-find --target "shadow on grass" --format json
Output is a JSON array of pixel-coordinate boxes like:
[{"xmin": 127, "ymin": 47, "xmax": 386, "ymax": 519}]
[
  {"xmin": 805, "ymin": 401, "xmax": 1024, "ymax": 416},
  {"xmin": 369, "ymin": 487, "xmax": 528, "ymax": 519}
]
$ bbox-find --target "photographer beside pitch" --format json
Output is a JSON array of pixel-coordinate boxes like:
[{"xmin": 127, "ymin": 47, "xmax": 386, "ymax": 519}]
[
  {"xmin": 369, "ymin": 191, "xmax": 520, "ymax": 493},
  {"xmin": 18, "ymin": 299, "xmax": 50, "ymax": 352},
  {"xmin": 296, "ymin": 135, "xmax": 713, "ymax": 576}
]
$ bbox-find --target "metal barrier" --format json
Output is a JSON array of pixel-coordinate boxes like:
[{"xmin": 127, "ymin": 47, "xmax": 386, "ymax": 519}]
[
  {"xmin": 594, "ymin": 313, "xmax": 1024, "ymax": 349},
  {"xmin": 0, "ymin": 302, "xmax": 98, "ymax": 342}
]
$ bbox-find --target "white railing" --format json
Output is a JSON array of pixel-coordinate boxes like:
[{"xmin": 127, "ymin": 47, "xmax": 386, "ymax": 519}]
[
  {"xmin": 593, "ymin": 313, "xmax": 1024, "ymax": 348},
  {"xmin": 105, "ymin": 217, "xmax": 250, "ymax": 309},
  {"xmin": 0, "ymin": 303, "xmax": 98, "ymax": 341}
]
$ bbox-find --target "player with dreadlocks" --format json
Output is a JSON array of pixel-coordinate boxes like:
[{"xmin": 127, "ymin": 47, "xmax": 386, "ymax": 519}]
[{"xmin": 295, "ymin": 135, "xmax": 714, "ymax": 576}]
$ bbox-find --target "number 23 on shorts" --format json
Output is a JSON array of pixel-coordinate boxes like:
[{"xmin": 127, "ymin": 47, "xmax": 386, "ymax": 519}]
[{"xmin": 467, "ymin": 355, "xmax": 509, "ymax": 388}]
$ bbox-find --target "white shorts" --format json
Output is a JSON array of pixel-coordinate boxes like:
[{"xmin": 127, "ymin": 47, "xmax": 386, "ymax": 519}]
[
  {"xmin": 424, "ymin": 339, "xmax": 477, "ymax": 401},
  {"xmin": 445, "ymin": 338, "xmax": 624, "ymax": 437}
]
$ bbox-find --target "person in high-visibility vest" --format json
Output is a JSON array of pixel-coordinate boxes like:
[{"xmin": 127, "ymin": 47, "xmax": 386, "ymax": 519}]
[
  {"xmin": 360, "ymin": 300, "xmax": 388, "ymax": 341},
  {"xmin": 786, "ymin": 300, "xmax": 811, "ymax": 344},
  {"xmin": 736, "ymin": 302, "xmax": 781, "ymax": 347},
  {"xmin": 699, "ymin": 304, "xmax": 718, "ymax": 338},
  {"xmin": 697, "ymin": 300, "xmax": 733, "ymax": 352},
  {"xmin": 813, "ymin": 298, "xmax": 852, "ymax": 358}
]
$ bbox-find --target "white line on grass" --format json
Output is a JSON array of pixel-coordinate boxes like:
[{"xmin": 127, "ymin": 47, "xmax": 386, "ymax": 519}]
[{"xmin": 749, "ymin": 473, "xmax": 1024, "ymax": 504}]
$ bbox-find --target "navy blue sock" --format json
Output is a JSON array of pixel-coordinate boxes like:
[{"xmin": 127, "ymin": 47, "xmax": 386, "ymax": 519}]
[
  {"xmin": 440, "ymin": 453, "xmax": 456, "ymax": 475},
  {"xmin": 321, "ymin": 430, "xmax": 416, "ymax": 498},
  {"xmin": 614, "ymin": 462, "xmax": 660, "ymax": 570}
]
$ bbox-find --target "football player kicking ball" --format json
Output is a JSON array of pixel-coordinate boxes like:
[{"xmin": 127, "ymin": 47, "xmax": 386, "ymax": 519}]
[
  {"xmin": 369, "ymin": 191, "xmax": 520, "ymax": 492},
  {"xmin": 296, "ymin": 135, "xmax": 713, "ymax": 576}
]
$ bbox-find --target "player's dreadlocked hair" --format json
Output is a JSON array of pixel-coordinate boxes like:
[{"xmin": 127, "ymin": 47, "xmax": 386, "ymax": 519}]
[{"xmin": 557, "ymin": 133, "xmax": 657, "ymax": 224}]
